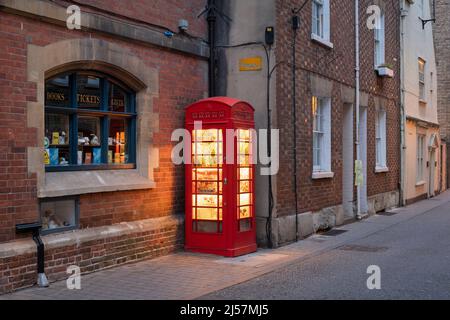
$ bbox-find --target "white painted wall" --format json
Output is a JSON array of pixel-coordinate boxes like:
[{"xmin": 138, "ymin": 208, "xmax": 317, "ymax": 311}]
[
  {"xmin": 402, "ymin": 0, "xmax": 440, "ymax": 202},
  {"xmin": 403, "ymin": 0, "xmax": 438, "ymax": 122}
]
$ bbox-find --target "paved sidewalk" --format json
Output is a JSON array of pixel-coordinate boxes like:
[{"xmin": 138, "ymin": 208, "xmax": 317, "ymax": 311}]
[{"xmin": 1, "ymin": 191, "xmax": 449, "ymax": 300}]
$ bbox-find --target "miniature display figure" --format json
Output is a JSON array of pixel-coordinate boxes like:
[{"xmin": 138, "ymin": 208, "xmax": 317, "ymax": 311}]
[
  {"xmin": 44, "ymin": 137, "xmax": 50, "ymax": 149},
  {"xmin": 90, "ymin": 134, "xmax": 99, "ymax": 146},
  {"xmin": 59, "ymin": 131, "xmax": 66, "ymax": 145},
  {"xmin": 41, "ymin": 209, "xmax": 63, "ymax": 230}
]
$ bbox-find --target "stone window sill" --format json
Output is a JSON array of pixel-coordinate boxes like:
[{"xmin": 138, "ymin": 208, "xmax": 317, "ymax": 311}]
[
  {"xmin": 312, "ymin": 171, "xmax": 335, "ymax": 180},
  {"xmin": 39, "ymin": 169, "xmax": 155, "ymax": 198},
  {"xmin": 415, "ymin": 180, "xmax": 426, "ymax": 187},
  {"xmin": 375, "ymin": 166, "xmax": 389, "ymax": 173},
  {"xmin": 311, "ymin": 33, "xmax": 334, "ymax": 49}
]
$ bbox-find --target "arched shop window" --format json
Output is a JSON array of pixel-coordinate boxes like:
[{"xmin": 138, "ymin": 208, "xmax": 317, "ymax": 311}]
[{"xmin": 44, "ymin": 71, "xmax": 136, "ymax": 171}]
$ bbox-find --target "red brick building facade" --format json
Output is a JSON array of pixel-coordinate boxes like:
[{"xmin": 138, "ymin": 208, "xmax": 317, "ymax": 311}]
[
  {"xmin": 0, "ymin": 0, "xmax": 208, "ymax": 293},
  {"xmin": 272, "ymin": 0, "xmax": 400, "ymax": 244},
  {"xmin": 0, "ymin": 0, "xmax": 403, "ymax": 294},
  {"xmin": 215, "ymin": 0, "xmax": 400, "ymax": 246}
]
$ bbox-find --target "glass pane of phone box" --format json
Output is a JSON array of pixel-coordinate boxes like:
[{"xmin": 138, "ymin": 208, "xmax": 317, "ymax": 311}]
[
  {"xmin": 193, "ymin": 221, "xmax": 222, "ymax": 233},
  {"xmin": 239, "ymin": 219, "xmax": 251, "ymax": 232}
]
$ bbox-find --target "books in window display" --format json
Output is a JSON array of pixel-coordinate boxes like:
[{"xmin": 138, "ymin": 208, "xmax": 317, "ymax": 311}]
[
  {"xmin": 49, "ymin": 148, "xmax": 59, "ymax": 165},
  {"xmin": 93, "ymin": 148, "xmax": 101, "ymax": 164}
]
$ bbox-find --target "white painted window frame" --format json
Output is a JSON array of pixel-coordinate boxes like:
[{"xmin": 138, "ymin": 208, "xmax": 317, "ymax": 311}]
[
  {"xmin": 311, "ymin": 0, "xmax": 331, "ymax": 44},
  {"xmin": 375, "ymin": 110, "xmax": 387, "ymax": 170},
  {"xmin": 312, "ymin": 96, "xmax": 332, "ymax": 176},
  {"xmin": 374, "ymin": 11, "xmax": 385, "ymax": 68},
  {"xmin": 416, "ymin": 134, "xmax": 425, "ymax": 183},
  {"xmin": 418, "ymin": 0, "xmax": 426, "ymax": 19},
  {"xmin": 418, "ymin": 58, "xmax": 426, "ymax": 102}
]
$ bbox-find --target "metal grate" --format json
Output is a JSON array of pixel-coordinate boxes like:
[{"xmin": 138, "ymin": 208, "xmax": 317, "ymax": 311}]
[
  {"xmin": 376, "ymin": 210, "xmax": 398, "ymax": 216},
  {"xmin": 322, "ymin": 229, "xmax": 348, "ymax": 236},
  {"xmin": 338, "ymin": 245, "xmax": 388, "ymax": 252}
]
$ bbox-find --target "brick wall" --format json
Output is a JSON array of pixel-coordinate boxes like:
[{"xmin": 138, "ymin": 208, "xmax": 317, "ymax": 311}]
[
  {"xmin": 434, "ymin": 0, "xmax": 450, "ymax": 185},
  {"xmin": 274, "ymin": 0, "xmax": 400, "ymax": 217},
  {"xmin": 0, "ymin": 2, "xmax": 207, "ymax": 243},
  {"xmin": 0, "ymin": 216, "xmax": 183, "ymax": 294},
  {"xmin": 67, "ymin": 0, "xmax": 207, "ymax": 39}
]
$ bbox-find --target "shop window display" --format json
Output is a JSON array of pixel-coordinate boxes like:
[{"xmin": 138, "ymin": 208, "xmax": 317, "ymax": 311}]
[{"xmin": 44, "ymin": 71, "xmax": 136, "ymax": 171}]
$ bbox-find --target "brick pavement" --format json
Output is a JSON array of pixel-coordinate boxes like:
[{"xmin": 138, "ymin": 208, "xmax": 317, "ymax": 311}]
[{"xmin": 1, "ymin": 191, "xmax": 449, "ymax": 300}]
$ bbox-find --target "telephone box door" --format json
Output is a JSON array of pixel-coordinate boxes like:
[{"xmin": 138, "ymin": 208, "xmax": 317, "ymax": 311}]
[{"xmin": 186, "ymin": 126, "xmax": 229, "ymax": 253}]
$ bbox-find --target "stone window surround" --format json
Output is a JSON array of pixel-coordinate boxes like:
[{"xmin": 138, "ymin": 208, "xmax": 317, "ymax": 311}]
[{"xmin": 27, "ymin": 38, "xmax": 160, "ymax": 198}]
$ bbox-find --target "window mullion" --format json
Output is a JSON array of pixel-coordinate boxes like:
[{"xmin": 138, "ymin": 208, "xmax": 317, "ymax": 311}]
[
  {"xmin": 69, "ymin": 73, "xmax": 78, "ymax": 165},
  {"xmin": 129, "ymin": 116, "xmax": 136, "ymax": 164},
  {"xmin": 70, "ymin": 114, "xmax": 78, "ymax": 165},
  {"xmin": 102, "ymin": 116, "xmax": 109, "ymax": 164},
  {"xmin": 101, "ymin": 78, "xmax": 109, "ymax": 111}
]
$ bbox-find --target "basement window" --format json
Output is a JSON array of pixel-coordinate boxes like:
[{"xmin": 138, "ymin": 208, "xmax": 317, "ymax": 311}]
[{"xmin": 40, "ymin": 197, "xmax": 79, "ymax": 235}]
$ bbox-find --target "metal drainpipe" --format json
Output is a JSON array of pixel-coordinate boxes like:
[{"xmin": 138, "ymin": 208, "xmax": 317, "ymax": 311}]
[
  {"xmin": 355, "ymin": 0, "xmax": 362, "ymax": 220},
  {"xmin": 16, "ymin": 223, "xmax": 49, "ymax": 288},
  {"xmin": 400, "ymin": 1, "xmax": 407, "ymax": 206},
  {"xmin": 263, "ymin": 44, "xmax": 274, "ymax": 248},
  {"xmin": 207, "ymin": 0, "xmax": 216, "ymax": 97},
  {"xmin": 292, "ymin": 19, "xmax": 299, "ymax": 241}
]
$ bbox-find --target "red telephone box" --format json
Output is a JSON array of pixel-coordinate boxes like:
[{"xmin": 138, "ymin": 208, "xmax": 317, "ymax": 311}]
[{"xmin": 185, "ymin": 97, "xmax": 257, "ymax": 257}]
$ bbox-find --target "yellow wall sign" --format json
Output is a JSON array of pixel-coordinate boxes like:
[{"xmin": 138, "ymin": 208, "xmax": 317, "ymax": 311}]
[{"xmin": 239, "ymin": 56, "xmax": 262, "ymax": 71}]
